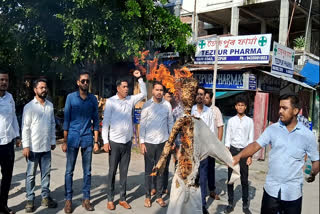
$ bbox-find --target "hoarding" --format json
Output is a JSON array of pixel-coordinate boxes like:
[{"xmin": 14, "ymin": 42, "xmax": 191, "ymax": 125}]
[
  {"xmin": 271, "ymin": 41, "xmax": 295, "ymax": 77},
  {"xmin": 195, "ymin": 34, "xmax": 272, "ymax": 64}
]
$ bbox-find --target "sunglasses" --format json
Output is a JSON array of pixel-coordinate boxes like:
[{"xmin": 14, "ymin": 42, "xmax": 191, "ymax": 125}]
[{"xmin": 80, "ymin": 79, "xmax": 90, "ymax": 84}]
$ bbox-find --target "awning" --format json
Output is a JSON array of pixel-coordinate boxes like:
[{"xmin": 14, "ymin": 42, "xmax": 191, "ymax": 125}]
[
  {"xmin": 260, "ymin": 70, "xmax": 315, "ymax": 90},
  {"xmin": 300, "ymin": 60, "xmax": 320, "ymax": 86},
  {"xmin": 216, "ymin": 91, "xmax": 244, "ymax": 99}
]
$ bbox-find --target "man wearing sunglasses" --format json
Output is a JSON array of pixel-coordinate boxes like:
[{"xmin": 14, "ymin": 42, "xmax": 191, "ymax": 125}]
[{"xmin": 62, "ymin": 70, "xmax": 99, "ymax": 213}]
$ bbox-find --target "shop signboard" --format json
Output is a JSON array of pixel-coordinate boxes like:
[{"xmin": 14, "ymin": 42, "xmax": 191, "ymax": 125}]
[
  {"xmin": 157, "ymin": 52, "xmax": 179, "ymax": 58},
  {"xmin": 195, "ymin": 34, "xmax": 272, "ymax": 64},
  {"xmin": 271, "ymin": 41, "xmax": 295, "ymax": 78},
  {"xmin": 194, "ymin": 71, "xmax": 256, "ymax": 90},
  {"xmin": 133, "ymin": 108, "xmax": 142, "ymax": 124},
  {"xmin": 249, "ymin": 74, "xmax": 257, "ymax": 90}
]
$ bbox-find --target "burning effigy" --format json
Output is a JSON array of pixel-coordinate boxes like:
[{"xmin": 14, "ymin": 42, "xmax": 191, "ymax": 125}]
[{"xmin": 134, "ymin": 51, "xmax": 240, "ymax": 214}]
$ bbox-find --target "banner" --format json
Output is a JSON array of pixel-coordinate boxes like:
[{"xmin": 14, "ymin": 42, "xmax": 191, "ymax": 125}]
[
  {"xmin": 271, "ymin": 41, "xmax": 295, "ymax": 77},
  {"xmin": 195, "ymin": 34, "xmax": 272, "ymax": 64}
]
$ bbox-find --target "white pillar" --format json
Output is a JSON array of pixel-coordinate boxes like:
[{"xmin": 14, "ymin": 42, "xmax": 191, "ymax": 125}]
[
  {"xmin": 231, "ymin": 7, "xmax": 239, "ymax": 36},
  {"xmin": 279, "ymin": 0, "xmax": 289, "ymax": 45}
]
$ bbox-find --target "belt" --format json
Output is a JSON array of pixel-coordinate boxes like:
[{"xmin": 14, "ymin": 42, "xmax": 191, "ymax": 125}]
[{"xmin": 231, "ymin": 145, "xmax": 244, "ymax": 152}]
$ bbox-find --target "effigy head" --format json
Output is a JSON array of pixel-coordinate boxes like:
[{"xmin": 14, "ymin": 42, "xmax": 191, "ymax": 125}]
[{"xmin": 176, "ymin": 77, "xmax": 198, "ymax": 115}]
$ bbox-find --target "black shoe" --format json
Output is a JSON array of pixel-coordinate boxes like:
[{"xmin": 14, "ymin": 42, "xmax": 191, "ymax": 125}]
[
  {"xmin": 242, "ymin": 203, "xmax": 251, "ymax": 214},
  {"xmin": 202, "ymin": 206, "xmax": 209, "ymax": 214},
  {"xmin": 0, "ymin": 205, "xmax": 15, "ymax": 214},
  {"xmin": 41, "ymin": 197, "xmax": 58, "ymax": 208},
  {"xmin": 25, "ymin": 200, "xmax": 34, "ymax": 213},
  {"xmin": 224, "ymin": 204, "xmax": 234, "ymax": 213}
]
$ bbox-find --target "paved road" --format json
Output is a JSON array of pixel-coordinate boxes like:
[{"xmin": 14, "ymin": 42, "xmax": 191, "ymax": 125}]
[{"xmin": 7, "ymin": 145, "xmax": 319, "ymax": 214}]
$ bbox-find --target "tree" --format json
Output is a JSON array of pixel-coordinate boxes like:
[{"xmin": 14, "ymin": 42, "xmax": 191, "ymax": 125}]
[{"xmin": 56, "ymin": 0, "xmax": 193, "ymax": 64}]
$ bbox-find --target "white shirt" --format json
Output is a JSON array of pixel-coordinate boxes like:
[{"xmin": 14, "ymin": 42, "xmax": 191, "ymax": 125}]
[
  {"xmin": 140, "ymin": 97, "xmax": 174, "ymax": 144},
  {"xmin": 225, "ymin": 115, "xmax": 254, "ymax": 148},
  {"xmin": 191, "ymin": 104, "xmax": 215, "ymax": 133},
  {"xmin": 102, "ymin": 78, "xmax": 147, "ymax": 144},
  {"xmin": 0, "ymin": 92, "xmax": 20, "ymax": 145},
  {"xmin": 22, "ymin": 98, "xmax": 56, "ymax": 152}
]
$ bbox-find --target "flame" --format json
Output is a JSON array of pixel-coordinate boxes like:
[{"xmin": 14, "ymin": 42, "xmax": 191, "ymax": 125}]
[
  {"xmin": 180, "ymin": 134, "xmax": 192, "ymax": 147},
  {"xmin": 134, "ymin": 51, "xmax": 193, "ymax": 96},
  {"xmin": 133, "ymin": 50, "xmax": 150, "ymax": 75}
]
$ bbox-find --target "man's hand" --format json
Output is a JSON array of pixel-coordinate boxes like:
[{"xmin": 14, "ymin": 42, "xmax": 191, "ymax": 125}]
[
  {"xmin": 23, "ymin": 147, "xmax": 30, "ymax": 158},
  {"xmin": 61, "ymin": 142, "xmax": 67, "ymax": 153},
  {"xmin": 226, "ymin": 146, "xmax": 230, "ymax": 150},
  {"xmin": 246, "ymin": 157, "xmax": 252, "ymax": 166},
  {"xmin": 16, "ymin": 138, "xmax": 22, "ymax": 147},
  {"xmin": 150, "ymin": 167, "xmax": 159, "ymax": 176},
  {"xmin": 306, "ymin": 173, "xmax": 316, "ymax": 183},
  {"xmin": 51, "ymin": 145, "xmax": 56, "ymax": 150},
  {"xmin": 103, "ymin": 143, "xmax": 111, "ymax": 153},
  {"xmin": 140, "ymin": 143, "xmax": 147, "ymax": 155},
  {"xmin": 133, "ymin": 70, "xmax": 141, "ymax": 78},
  {"xmin": 233, "ymin": 154, "xmax": 241, "ymax": 166},
  {"xmin": 93, "ymin": 143, "xmax": 99, "ymax": 153}
]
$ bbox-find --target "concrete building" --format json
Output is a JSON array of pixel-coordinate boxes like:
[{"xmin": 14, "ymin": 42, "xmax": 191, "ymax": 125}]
[{"xmin": 178, "ymin": 0, "xmax": 319, "ymax": 56}]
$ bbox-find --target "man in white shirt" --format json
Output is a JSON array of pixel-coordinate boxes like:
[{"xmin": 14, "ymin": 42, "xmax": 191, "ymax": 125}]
[
  {"xmin": 0, "ymin": 68, "xmax": 20, "ymax": 214},
  {"xmin": 102, "ymin": 70, "xmax": 146, "ymax": 210},
  {"xmin": 162, "ymin": 91, "xmax": 175, "ymax": 194},
  {"xmin": 139, "ymin": 82, "xmax": 173, "ymax": 208},
  {"xmin": 191, "ymin": 87, "xmax": 215, "ymax": 214},
  {"xmin": 225, "ymin": 96, "xmax": 254, "ymax": 214},
  {"xmin": 204, "ymin": 91, "xmax": 223, "ymax": 201},
  {"xmin": 22, "ymin": 79, "xmax": 57, "ymax": 212}
]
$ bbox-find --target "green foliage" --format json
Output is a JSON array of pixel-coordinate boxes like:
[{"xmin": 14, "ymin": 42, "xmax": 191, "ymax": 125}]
[
  {"xmin": 1, "ymin": 0, "xmax": 192, "ymax": 68},
  {"xmin": 0, "ymin": 0, "xmax": 65, "ymax": 73},
  {"xmin": 56, "ymin": 0, "xmax": 193, "ymax": 63},
  {"xmin": 293, "ymin": 36, "xmax": 305, "ymax": 49}
]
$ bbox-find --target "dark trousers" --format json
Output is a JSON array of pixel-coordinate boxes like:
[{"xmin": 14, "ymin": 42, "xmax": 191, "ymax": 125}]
[
  {"xmin": 163, "ymin": 150, "xmax": 171, "ymax": 190},
  {"xmin": 207, "ymin": 156, "xmax": 216, "ymax": 192},
  {"xmin": 261, "ymin": 189, "xmax": 302, "ymax": 214},
  {"xmin": 200, "ymin": 158, "xmax": 209, "ymax": 207},
  {"xmin": 227, "ymin": 146, "xmax": 249, "ymax": 205},
  {"xmin": 144, "ymin": 142, "xmax": 165, "ymax": 199},
  {"xmin": 107, "ymin": 141, "xmax": 132, "ymax": 202},
  {"xmin": 199, "ymin": 157, "xmax": 216, "ymax": 207},
  {"xmin": 0, "ymin": 141, "xmax": 15, "ymax": 207}
]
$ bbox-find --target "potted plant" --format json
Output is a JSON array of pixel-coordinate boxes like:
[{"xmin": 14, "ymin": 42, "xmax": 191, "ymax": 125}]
[{"xmin": 293, "ymin": 36, "xmax": 305, "ymax": 51}]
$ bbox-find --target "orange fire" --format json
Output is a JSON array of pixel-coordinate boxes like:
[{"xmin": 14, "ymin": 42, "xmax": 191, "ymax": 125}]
[
  {"xmin": 180, "ymin": 134, "xmax": 192, "ymax": 147},
  {"xmin": 134, "ymin": 51, "xmax": 193, "ymax": 95}
]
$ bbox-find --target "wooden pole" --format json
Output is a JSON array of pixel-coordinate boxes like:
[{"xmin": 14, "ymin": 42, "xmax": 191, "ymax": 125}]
[
  {"xmin": 212, "ymin": 36, "xmax": 219, "ymax": 106},
  {"xmin": 286, "ymin": 0, "xmax": 297, "ymax": 46}
]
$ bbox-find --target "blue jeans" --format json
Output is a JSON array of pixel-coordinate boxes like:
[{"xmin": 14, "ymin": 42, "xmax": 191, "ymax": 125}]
[
  {"xmin": 65, "ymin": 145, "xmax": 92, "ymax": 200},
  {"xmin": 26, "ymin": 151, "xmax": 51, "ymax": 201}
]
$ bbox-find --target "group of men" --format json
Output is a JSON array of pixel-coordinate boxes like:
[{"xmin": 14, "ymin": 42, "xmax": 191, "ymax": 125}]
[
  {"xmin": 0, "ymin": 69, "xmax": 145, "ymax": 214},
  {"xmin": 0, "ymin": 67, "xmax": 319, "ymax": 214}
]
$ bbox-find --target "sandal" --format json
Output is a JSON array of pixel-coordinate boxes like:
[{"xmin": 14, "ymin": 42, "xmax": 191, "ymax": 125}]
[
  {"xmin": 156, "ymin": 198, "xmax": 166, "ymax": 207},
  {"xmin": 144, "ymin": 198, "xmax": 151, "ymax": 208}
]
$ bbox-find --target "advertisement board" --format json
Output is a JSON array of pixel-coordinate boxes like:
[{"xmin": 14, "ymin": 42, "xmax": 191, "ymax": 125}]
[
  {"xmin": 195, "ymin": 34, "xmax": 272, "ymax": 64},
  {"xmin": 271, "ymin": 41, "xmax": 295, "ymax": 77}
]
